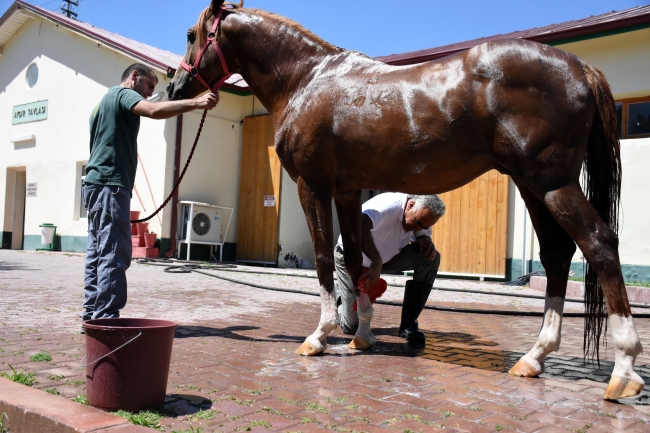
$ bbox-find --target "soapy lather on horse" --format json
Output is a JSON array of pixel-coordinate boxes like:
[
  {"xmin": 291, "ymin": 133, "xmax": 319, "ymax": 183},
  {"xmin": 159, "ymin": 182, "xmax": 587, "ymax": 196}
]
[{"xmin": 167, "ymin": 0, "xmax": 644, "ymax": 401}]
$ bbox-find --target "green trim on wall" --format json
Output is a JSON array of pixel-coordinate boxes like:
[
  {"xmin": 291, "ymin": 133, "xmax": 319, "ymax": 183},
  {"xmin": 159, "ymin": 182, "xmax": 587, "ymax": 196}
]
[
  {"xmin": 221, "ymin": 87, "xmax": 254, "ymax": 97},
  {"xmin": 548, "ymin": 23, "xmax": 650, "ymax": 47},
  {"xmin": 1, "ymin": 231, "xmax": 12, "ymax": 249},
  {"xmin": 22, "ymin": 235, "xmax": 238, "ymax": 262},
  {"xmin": 507, "ymin": 258, "xmax": 650, "ymax": 285},
  {"xmin": 23, "ymin": 235, "xmax": 88, "ymax": 253},
  {"xmin": 13, "ymin": 234, "xmax": 650, "ymax": 282}
]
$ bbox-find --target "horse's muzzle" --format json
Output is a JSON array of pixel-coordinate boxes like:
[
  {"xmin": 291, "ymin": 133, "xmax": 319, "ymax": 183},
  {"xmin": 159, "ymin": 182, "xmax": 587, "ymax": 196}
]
[{"xmin": 166, "ymin": 81, "xmax": 181, "ymax": 101}]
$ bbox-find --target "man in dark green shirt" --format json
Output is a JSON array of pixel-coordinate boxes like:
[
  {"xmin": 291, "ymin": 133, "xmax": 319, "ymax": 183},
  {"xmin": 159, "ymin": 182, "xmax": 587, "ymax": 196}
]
[{"xmin": 82, "ymin": 63, "xmax": 218, "ymax": 327}]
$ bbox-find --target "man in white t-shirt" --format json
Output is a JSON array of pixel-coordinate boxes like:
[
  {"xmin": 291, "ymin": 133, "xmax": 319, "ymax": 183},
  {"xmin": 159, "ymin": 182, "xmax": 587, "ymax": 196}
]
[{"xmin": 335, "ymin": 193, "xmax": 445, "ymax": 343}]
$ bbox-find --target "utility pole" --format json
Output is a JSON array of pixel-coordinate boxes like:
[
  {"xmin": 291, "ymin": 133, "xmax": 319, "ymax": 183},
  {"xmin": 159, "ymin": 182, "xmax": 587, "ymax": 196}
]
[{"xmin": 61, "ymin": 0, "xmax": 80, "ymax": 19}]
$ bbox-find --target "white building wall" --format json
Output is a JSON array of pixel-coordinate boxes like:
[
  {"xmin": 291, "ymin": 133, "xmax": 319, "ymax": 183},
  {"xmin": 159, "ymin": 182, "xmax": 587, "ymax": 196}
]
[
  {"xmin": 2, "ymin": 14, "xmax": 649, "ymax": 276},
  {"xmin": 508, "ymin": 28, "xmax": 650, "ymax": 276},
  {"xmin": 276, "ymin": 169, "xmax": 343, "ymax": 269},
  {"xmin": 559, "ymin": 28, "xmax": 650, "ymax": 100},
  {"xmin": 617, "ymin": 139, "xmax": 650, "ymax": 265},
  {"xmin": 174, "ymin": 93, "xmax": 249, "ymax": 244},
  {"xmin": 0, "ymin": 15, "xmax": 248, "ymax": 251}
]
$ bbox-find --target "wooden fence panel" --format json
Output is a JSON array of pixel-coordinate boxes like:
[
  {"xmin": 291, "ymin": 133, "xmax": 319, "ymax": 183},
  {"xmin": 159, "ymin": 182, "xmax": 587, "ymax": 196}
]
[
  {"xmin": 431, "ymin": 171, "xmax": 509, "ymax": 276},
  {"xmin": 236, "ymin": 115, "xmax": 281, "ymax": 263}
]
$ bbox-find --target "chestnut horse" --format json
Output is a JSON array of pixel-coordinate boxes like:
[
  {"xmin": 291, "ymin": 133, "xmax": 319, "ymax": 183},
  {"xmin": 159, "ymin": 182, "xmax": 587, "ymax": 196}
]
[{"xmin": 168, "ymin": 0, "xmax": 644, "ymax": 400}]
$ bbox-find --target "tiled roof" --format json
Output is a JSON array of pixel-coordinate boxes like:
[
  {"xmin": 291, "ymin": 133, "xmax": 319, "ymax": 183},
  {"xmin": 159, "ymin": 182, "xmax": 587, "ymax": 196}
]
[
  {"xmin": 378, "ymin": 5, "xmax": 650, "ymax": 65},
  {"xmin": 4, "ymin": 1, "xmax": 649, "ymax": 85},
  {"xmin": 0, "ymin": 1, "xmax": 250, "ymax": 92}
]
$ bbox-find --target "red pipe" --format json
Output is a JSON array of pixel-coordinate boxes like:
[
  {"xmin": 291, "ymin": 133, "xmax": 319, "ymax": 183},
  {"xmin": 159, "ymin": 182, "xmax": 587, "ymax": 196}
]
[{"xmin": 165, "ymin": 114, "xmax": 183, "ymax": 258}]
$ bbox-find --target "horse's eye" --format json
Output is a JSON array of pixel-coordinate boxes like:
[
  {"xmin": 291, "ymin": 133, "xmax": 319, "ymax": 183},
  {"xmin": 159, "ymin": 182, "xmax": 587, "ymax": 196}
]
[{"xmin": 187, "ymin": 31, "xmax": 196, "ymax": 44}]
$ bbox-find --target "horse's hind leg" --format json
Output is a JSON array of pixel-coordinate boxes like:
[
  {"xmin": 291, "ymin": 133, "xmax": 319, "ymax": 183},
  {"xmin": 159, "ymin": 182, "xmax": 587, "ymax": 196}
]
[
  {"xmin": 509, "ymin": 182, "xmax": 576, "ymax": 378},
  {"xmin": 294, "ymin": 177, "xmax": 338, "ymax": 356},
  {"xmin": 530, "ymin": 182, "xmax": 643, "ymax": 399},
  {"xmin": 334, "ymin": 192, "xmax": 376, "ymax": 350}
]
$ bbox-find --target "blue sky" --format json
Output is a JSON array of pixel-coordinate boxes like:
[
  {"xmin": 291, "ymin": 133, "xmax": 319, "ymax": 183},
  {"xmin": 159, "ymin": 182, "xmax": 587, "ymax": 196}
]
[{"xmin": 1, "ymin": 0, "xmax": 648, "ymax": 57}]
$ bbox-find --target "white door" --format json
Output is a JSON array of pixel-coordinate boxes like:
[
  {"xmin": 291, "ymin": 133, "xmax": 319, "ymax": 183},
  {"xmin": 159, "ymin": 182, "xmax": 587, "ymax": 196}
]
[{"xmin": 11, "ymin": 171, "xmax": 26, "ymax": 250}]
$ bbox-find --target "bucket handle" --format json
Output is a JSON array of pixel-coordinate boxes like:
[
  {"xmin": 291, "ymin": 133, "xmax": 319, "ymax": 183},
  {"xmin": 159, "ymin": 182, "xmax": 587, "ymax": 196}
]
[{"xmin": 79, "ymin": 332, "xmax": 142, "ymax": 367}]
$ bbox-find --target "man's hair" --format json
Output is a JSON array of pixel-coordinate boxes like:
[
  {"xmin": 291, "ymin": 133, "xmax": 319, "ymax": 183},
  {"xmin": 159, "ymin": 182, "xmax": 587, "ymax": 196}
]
[
  {"xmin": 121, "ymin": 63, "xmax": 157, "ymax": 83},
  {"xmin": 412, "ymin": 194, "xmax": 446, "ymax": 217}
]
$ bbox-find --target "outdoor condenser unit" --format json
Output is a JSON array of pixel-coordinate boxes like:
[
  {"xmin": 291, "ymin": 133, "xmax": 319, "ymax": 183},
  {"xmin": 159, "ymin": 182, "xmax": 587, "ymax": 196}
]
[
  {"xmin": 181, "ymin": 203, "xmax": 222, "ymax": 243},
  {"xmin": 177, "ymin": 201, "xmax": 233, "ymax": 261}
]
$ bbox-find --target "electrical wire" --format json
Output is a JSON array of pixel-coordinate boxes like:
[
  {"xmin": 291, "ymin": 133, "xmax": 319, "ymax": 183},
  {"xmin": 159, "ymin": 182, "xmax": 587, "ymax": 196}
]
[
  {"xmin": 135, "ymin": 258, "xmax": 650, "ymax": 309},
  {"xmin": 134, "ymin": 259, "xmax": 650, "ymax": 318}
]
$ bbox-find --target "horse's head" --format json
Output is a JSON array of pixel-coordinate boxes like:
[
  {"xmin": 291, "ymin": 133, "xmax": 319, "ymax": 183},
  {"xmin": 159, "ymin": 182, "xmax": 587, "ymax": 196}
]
[{"xmin": 167, "ymin": 0, "xmax": 243, "ymax": 100}]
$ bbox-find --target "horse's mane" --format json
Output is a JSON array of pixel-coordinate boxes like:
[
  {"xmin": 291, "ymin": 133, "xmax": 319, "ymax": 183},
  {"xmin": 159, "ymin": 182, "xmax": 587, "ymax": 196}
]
[
  {"xmin": 242, "ymin": 9, "xmax": 340, "ymax": 52},
  {"xmin": 193, "ymin": 1, "xmax": 340, "ymax": 53}
]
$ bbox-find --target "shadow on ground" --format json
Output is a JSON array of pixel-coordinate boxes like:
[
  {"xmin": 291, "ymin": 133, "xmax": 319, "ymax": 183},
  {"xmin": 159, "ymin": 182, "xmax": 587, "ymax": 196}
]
[
  {"xmin": 163, "ymin": 393, "xmax": 212, "ymax": 416},
  {"xmin": 174, "ymin": 324, "xmax": 650, "ymax": 405},
  {"xmin": 174, "ymin": 325, "xmax": 301, "ymax": 344},
  {"xmin": 0, "ymin": 261, "xmax": 37, "ymax": 272},
  {"xmin": 307, "ymin": 327, "xmax": 650, "ymax": 405}
]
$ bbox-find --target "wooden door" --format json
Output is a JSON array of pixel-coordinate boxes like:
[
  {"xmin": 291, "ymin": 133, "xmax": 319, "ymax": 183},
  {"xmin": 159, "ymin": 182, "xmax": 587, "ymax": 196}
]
[
  {"xmin": 12, "ymin": 171, "xmax": 26, "ymax": 250},
  {"xmin": 431, "ymin": 171, "xmax": 509, "ymax": 276},
  {"xmin": 236, "ymin": 115, "xmax": 282, "ymax": 263}
]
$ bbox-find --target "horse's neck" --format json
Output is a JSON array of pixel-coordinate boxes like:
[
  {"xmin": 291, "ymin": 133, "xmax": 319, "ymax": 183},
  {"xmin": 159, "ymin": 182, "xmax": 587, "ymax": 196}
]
[{"xmin": 225, "ymin": 10, "xmax": 341, "ymax": 114}]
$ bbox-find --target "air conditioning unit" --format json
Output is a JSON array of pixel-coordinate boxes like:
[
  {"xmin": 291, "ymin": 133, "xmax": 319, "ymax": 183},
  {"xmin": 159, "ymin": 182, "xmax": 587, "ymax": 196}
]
[
  {"xmin": 177, "ymin": 201, "xmax": 234, "ymax": 261},
  {"xmin": 180, "ymin": 202, "xmax": 223, "ymax": 243}
]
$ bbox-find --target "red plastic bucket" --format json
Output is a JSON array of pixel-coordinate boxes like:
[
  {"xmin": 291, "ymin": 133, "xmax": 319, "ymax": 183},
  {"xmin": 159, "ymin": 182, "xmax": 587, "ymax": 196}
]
[
  {"xmin": 83, "ymin": 318, "xmax": 177, "ymax": 412},
  {"xmin": 144, "ymin": 233, "xmax": 157, "ymax": 248},
  {"xmin": 136, "ymin": 222, "xmax": 149, "ymax": 236}
]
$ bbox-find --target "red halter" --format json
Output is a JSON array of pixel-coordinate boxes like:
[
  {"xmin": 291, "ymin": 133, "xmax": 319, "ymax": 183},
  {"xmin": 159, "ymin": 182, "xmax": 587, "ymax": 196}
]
[{"xmin": 180, "ymin": 8, "xmax": 232, "ymax": 93}]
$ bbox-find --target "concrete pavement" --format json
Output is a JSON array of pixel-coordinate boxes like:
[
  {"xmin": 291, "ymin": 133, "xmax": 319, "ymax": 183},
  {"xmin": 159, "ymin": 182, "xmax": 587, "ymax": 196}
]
[{"xmin": 1, "ymin": 250, "xmax": 650, "ymax": 432}]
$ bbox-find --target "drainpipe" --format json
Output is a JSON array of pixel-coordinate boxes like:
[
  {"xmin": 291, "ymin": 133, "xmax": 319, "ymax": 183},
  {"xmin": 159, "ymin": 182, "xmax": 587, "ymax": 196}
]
[{"xmin": 165, "ymin": 114, "xmax": 183, "ymax": 258}]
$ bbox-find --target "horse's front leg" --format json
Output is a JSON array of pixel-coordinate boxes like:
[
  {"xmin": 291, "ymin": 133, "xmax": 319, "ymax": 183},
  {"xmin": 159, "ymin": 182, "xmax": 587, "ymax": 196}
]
[
  {"xmin": 334, "ymin": 193, "xmax": 376, "ymax": 350},
  {"xmin": 349, "ymin": 290, "xmax": 376, "ymax": 350},
  {"xmin": 294, "ymin": 177, "xmax": 337, "ymax": 356}
]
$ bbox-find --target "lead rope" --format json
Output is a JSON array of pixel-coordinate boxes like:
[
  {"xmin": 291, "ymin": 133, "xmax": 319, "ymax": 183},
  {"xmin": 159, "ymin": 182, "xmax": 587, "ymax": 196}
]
[{"xmin": 131, "ymin": 109, "xmax": 208, "ymax": 224}]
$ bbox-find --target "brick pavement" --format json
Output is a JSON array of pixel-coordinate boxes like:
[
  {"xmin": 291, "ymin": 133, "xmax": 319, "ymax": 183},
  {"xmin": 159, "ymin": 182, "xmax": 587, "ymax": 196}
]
[{"xmin": 1, "ymin": 250, "xmax": 650, "ymax": 432}]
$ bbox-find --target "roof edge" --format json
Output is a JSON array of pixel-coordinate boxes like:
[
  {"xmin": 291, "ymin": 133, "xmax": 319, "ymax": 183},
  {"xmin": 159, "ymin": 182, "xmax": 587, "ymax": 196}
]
[
  {"xmin": 378, "ymin": 7, "xmax": 650, "ymax": 65},
  {"xmin": 14, "ymin": 0, "xmax": 170, "ymax": 72},
  {"xmin": 2, "ymin": 1, "xmax": 252, "ymax": 93},
  {"xmin": 0, "ymin": 1, "xmax": 22, "ymax": 31}
]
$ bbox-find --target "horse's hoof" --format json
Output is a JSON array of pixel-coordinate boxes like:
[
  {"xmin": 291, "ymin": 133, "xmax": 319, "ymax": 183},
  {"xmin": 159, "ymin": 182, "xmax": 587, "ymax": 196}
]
[
  {"xmin": 295, "ymin": 340, "xmax": 324, "ymax": 356},
  {"xmin": 603, "ymin": 375, "xmax": 644, "ymax": 400},
  {"xmin": 508, "ymin": 357, "xmax": 542, "ymax": 377},
  {"xmin": 348, "ymin": 335, "xmax": 375, "ymax": 350}
]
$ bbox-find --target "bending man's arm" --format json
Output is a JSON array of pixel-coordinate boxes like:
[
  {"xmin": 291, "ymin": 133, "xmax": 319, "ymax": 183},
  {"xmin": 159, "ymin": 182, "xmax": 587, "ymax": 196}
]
[
  {"xmin": 360, "ymin": 214, "xmax": 382, "ymax": 291},
  {"xmin": 131, "ymin": 93, "xmax": 219, "ymax": 120}
]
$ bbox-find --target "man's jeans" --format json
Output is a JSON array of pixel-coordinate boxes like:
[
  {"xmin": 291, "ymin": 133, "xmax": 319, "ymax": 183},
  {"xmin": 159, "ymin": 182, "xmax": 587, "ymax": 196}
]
[
  {"xmin": 334, "ymin": 243, "xmax": 441, "ymax": 334},
  {"xmin": 82, "ymin": 184, "xmax": 131, "ymax": 320}
]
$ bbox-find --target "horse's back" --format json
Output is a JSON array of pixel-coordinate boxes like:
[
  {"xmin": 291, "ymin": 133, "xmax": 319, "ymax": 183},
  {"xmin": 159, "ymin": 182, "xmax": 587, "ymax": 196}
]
[{"xmin": 464, "ymin": 39, "xmax": 592, "ymax": 115}]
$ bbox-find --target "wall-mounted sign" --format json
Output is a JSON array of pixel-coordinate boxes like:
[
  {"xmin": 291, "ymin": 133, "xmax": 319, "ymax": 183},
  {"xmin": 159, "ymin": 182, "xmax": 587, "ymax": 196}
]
[
  {"xmin": 264, "ymin": 195, "xmax": 276, "ymax": 207},
  {"xmin": 13, "ymin": 100, "xmax": 48, "ymax": 125},
  {"xmin": 27, "ymin": 182, "xmax": 37, "ymax": 197}
]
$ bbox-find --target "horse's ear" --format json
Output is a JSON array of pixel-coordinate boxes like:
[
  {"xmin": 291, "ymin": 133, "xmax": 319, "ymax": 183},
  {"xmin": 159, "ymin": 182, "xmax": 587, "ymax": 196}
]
[{"xmin": 210, "ymin": 0, "xmax": 225, "ymax": 13}]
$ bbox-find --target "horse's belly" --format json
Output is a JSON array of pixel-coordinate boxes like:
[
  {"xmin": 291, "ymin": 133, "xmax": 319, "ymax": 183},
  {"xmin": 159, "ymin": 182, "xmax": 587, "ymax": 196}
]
[{"xmin": 334, "ymin": 142, "xmax": 496, "ymax": 195}]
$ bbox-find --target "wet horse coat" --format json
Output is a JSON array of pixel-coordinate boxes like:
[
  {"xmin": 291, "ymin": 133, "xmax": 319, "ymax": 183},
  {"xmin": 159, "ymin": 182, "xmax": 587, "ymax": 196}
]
[{"xmin": 168, "ymin": 0, "xmax": 644, "ymax": 400}]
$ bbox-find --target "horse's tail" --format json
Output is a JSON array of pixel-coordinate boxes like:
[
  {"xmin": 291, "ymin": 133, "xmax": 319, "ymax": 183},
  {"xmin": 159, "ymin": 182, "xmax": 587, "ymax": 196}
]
[{"xmin": 580, "ymin": 60, "xmax": 622, "ymax": 364}]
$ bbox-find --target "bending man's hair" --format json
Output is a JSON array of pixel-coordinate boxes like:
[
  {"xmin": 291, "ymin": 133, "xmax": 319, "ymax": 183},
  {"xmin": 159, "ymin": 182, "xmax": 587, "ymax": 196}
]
[{"xmin": 412, "ymin": 194, "xmax": 446, "ymax": 217}]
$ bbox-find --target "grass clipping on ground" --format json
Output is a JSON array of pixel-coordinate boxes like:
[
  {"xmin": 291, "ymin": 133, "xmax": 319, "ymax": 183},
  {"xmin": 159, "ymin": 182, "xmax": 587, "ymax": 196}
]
[
  {"xmin": 113, "ymin": 409, "xmax": 172, "ymax": 431},
  {"xmin": 1, "ymin": 365, "xmax": 37, "ymax": 386}
]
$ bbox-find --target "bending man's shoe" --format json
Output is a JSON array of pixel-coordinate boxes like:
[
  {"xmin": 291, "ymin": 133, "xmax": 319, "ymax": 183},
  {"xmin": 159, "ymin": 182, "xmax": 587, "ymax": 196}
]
[
  {"xmin": 399, "ymin": 321, "xmax": 425, "ymax": 343},
  {"xmin": 398, "ymin": 280, "xmax": 432, "ymax": 343}
]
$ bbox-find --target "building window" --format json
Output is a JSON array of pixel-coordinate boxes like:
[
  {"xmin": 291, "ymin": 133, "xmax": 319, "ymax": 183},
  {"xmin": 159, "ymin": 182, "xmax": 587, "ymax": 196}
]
[
  {"xmin": 79, "ymin": 164, "xmax": 87, "ymax": 219},
  {"xmin": 615, "ymin": 97, "xmax": 650, "ymax": 139},
  {"xmin": 26, "ymin": 63, "xmax": 38, "ymax": 89}
]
